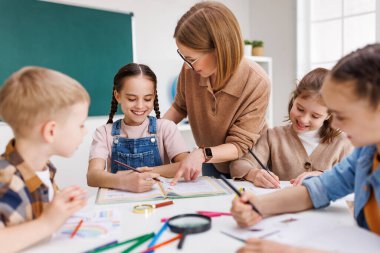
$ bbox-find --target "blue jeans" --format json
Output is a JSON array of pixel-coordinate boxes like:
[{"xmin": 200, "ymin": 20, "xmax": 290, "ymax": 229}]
[{"xmin": 202, "ymin": 163, "xmax": 231, "ymax": 179}]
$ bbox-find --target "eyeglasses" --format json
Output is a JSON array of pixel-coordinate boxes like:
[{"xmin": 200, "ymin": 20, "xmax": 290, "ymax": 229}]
[{"xmin": 177, "ymin": 49, "xmax": 205, "ymax": 70}]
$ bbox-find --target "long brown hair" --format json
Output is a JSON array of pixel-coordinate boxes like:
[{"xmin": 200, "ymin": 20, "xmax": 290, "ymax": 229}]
[
  {"xmin": 330, "ymin": 43, "xmax": 380, "ymax": 109},
  {"xmin": 174, "ymin": 1, "xmax": 243, "ymax": 90},
  {"xmin": 288, "ymin": 68, "xmax": 340, "ymax": 144},
  {"xmin": 107, "ymin": 63, "xmax": 160, "ymax": 124}
]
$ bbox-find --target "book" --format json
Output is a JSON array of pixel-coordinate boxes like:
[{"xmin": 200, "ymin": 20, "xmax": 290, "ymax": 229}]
[{"xmin": 95, "ymin": 176, "xmax": 232, "ymax": 204}]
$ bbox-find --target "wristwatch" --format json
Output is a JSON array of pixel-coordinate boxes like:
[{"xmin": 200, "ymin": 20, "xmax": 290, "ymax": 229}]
[{"xmin": 201, "ymin": 147, "xmax": 213, "ymax": 162}]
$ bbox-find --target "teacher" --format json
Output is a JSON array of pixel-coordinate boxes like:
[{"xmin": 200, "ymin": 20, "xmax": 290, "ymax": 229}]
[{"xmin": 164, "ymin": 1, "xmax": 270, "ymax": 182}]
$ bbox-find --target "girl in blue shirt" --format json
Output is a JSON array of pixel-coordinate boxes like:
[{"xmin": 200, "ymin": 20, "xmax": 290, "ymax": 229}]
[{"xmin": 231, "ymin": 43, "xmax": 380, "ymax": 252}]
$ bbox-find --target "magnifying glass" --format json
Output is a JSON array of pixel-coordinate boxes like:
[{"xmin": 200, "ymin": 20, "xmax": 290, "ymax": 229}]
[
  {"xmin": 133, "ymin": 200, "xmax": 174, "ymax": 214},
  {"xmin": 167, "ymin": 214, "xmax": 211, "ymax": 249}
]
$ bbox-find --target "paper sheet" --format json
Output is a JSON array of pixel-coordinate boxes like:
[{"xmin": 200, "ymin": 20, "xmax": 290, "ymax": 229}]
[
  {"xmin": 54, "ymin": 209, "xmax": 121, "ymax": 239},
  {"xmin": 221, "ymin": 209, "xmax": 352, "ymax": 243},
  {"xmin": 298, "ymin": 226, "xmax": 380, "ymax": 253}
]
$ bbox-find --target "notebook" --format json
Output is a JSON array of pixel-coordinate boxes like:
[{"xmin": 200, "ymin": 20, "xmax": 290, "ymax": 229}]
[{"xmin": 95, "ymin": 176, "xmax": 232, "ymax": 204}]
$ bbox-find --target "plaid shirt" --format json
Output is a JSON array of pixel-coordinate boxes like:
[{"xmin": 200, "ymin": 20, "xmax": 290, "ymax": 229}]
[{"xmin": 0, "ymin": 139, "xmax": 58, "ymax": 228}]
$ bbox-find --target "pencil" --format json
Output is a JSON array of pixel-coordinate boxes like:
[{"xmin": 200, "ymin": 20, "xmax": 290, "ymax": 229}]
[
  {"xmin": 140, "ymin": 234, "xmax": 182, "ymax": 253},
  {"xmin": 70, "ymin": 219, "xmax": 83, "ymax": 238},
  {"xmin": 220, "ymin": 231, "xmax": 246, "ymax": 243},
  {"xmin": 248, "ymin": 149, "xmax": 279, "ymax": 183},
  {"xmin": 146, "ymin": 222, "xmax": 169, "ymax": 253},
  {"xmin": 83, "ymin": 240, "xmax": 118, "ymax": 253},
  {"xmin": 113, "ymin": 160, "xmax": 162, "ymax": 182},
  {"xmin": 220, "ymin": 175, "xmax": 262, "ymax": 216}
]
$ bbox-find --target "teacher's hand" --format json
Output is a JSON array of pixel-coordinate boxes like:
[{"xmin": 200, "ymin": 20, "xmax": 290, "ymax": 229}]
[{"xmin": 171, "ymin": 148, "xmax": 204, "ymax": 185}]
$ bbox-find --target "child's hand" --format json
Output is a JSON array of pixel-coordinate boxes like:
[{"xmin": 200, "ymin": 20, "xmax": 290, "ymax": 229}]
[
  {"xmin": 40, "ymin": 186, "xmax": 87, "ymax": 231},
  {"xmin": 116, "ymin": 169, "xmax": 160, "ymax": 192},
  {"xmin": 290, "ymin": 171, "xmax": 323, "ymax": 186},
  {"xmin": 249, "ymin": 169, "xmax": 280, "ymax": 189},
  {"xmin": 231, "ymin": 192, "xmax": 262, "ymax": 227},
  {"xmin": 237, "ymin": 238, "xmax": 296, "ymax": 253}
]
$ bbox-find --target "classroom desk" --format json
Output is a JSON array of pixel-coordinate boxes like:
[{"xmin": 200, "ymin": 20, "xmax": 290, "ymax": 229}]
[{"xmin": 24, "ymin": 181, "xmax": 380, "ymax": 253}]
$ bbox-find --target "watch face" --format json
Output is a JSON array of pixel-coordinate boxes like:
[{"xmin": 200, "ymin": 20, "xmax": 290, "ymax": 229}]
[{"xmin": 205, "ymin": 147, "xmax": 212, "ymax": 157}]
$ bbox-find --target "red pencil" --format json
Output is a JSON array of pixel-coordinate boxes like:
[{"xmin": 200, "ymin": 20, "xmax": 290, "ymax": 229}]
[
  {"xmin": 140, "ymin": 234, "xmax": 182, "ymax": 253},
  {"xmin": 70, "ymin": 219, "xmax": 83, "ymax": 238}
]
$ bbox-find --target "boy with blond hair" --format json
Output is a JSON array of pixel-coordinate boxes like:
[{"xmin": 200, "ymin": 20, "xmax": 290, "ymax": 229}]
[{"xmin": 0, "ymin": 66, "xmax": 89, "ymax": 252}]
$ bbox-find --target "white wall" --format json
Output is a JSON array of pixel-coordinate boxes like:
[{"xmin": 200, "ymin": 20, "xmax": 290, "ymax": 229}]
[{"xmin": 249, "ymin": 0, "xmax": 297, "ymax": 126}]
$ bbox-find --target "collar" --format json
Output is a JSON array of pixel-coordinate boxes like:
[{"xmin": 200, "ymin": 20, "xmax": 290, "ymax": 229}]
[
  {"xmin": 3, "ymin": 139, "xmax": 56, "ymax": 192},
  {"xmin": 198, "ymin": 58, "xmax": 249, "ymax": 98}
]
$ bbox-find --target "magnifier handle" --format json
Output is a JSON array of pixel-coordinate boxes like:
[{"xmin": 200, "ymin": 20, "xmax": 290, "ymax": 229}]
[
  {"xmin": 154, "ymin": 200, "xmax": 174, "ymax": 208},
  {"xmin": 177, "ymin": 232, "xmax": 187, "ymax": 249}
]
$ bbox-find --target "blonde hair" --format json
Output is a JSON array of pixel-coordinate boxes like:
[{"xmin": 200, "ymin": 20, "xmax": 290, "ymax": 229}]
[
  {"xmin": 0, "ymin": 66, "xmax": 90, "ymax": 137},
  {"xmin": 174, "ymin": 1, "xmax": 244, "ymax": 89}
]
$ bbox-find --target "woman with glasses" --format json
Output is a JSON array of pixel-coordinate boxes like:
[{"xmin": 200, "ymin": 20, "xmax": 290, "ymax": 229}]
[{"xmin": 164, "ymin": 1, "xmax": 271, "ymax": 184}]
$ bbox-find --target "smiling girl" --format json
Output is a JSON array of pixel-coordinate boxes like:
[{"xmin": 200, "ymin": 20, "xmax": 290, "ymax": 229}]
[
  {"xmin": 87, "ymin": 63, "xmax": 188, "ymax": 192},
  {"xmin": 230, "ymin": 68, "xmax": 352, "ymax": 188}
]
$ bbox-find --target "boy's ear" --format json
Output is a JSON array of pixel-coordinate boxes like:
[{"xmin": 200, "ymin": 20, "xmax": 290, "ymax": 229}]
[{"xmin": 41, "ymin": 120, "xmax": 57, "ymax": 143}]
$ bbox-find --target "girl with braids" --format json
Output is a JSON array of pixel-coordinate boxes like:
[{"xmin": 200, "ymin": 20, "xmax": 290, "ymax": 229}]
[
  {"xmin": 230, "ymin": 68, "xmax": 352, "ymax": 188},
  {"xmin": 231, "ymin": 44, "xmax": 380, "ymax": 253},
  {"xmin": 87, "ymin": 63, "xmax": 188, "ymax": 192}
]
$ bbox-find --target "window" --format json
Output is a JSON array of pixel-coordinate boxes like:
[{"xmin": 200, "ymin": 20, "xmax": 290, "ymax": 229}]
[{"xmin": 297, "ymin": 0, "xmax": 376, "ymax": 77}]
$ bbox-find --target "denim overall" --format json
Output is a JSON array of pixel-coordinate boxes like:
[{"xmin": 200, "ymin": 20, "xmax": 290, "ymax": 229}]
[{"xmin": 110, "ymin": 116, "xmax": 163, "ymax": 173}]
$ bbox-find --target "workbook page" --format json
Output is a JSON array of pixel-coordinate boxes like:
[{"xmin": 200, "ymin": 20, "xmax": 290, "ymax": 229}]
[
  {"xmin": 96, "ymin": 185, "xmax": 163, "ymax": 204},
  {"xmin": 162, "ymin": 176, "xmax": 230, "ymax": 197}
]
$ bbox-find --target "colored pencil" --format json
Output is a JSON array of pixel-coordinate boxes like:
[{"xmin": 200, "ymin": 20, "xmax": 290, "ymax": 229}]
[
  {"xmin": 140, "ymin": 234, "xmax": 182, "ymax": 253},
  {"xmin": 83, "ymin": 240, "xmax": 118, "ymax": 253},
  {"xmin": 113, "ymin": 160, "xmax": 162, "ymax": 182},
  {"xmin": 70, "ymin": 219, "xmax": 83, "ymax": 238},
  {"xmin": 91, "ymin": 232, "xmax": 154, "ymax": 253},
  {"xmin": 146, "ymin": 222, "xmax": 169, "ymax": 253}
]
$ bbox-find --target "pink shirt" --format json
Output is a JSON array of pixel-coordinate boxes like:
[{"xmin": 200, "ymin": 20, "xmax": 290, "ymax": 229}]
[{"xmin": 89, "ymin": 118, "xmax": 189, "ymax": 170}]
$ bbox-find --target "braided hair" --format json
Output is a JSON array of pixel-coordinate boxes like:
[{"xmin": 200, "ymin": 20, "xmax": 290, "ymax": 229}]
[{"xmin": 107, "ymin": 63, "xmax": 160, "ymax": 124}]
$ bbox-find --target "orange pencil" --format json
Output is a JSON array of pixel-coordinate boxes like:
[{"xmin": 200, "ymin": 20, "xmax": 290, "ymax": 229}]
[
  {"xmin": 70, "ymin": 219, "xmax": 83, "ymax": 238},
  {"xmin": 140, "ymin": 234, "xmax": 182, "ymax": 253}
]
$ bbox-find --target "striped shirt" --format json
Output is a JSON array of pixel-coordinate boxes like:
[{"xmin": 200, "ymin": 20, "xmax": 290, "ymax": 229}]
[{"xmin": 0, "ymin": 139, "xmax": 58, "ymax": 228}]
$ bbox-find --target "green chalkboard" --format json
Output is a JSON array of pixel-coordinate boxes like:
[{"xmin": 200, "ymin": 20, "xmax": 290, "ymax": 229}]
[{"xmin": 0, "ymin": 0, "xmax": 133, "ymax": 116}]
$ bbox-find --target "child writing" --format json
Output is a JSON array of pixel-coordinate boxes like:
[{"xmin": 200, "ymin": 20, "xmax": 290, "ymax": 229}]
[
  {"xmin": 87, "ymin": 63, "xmax": 189, "ymax": 192},
  {"xmin": 230, "ymin": 68, "xmax": 352, "ymax": 188},
  {"xmin": 231, "ymin": 43, "xmax": 380, "ymax": 253},
  {"xmin": 0, "ymin": 66, "xmax": 89, "ymax": 252}
]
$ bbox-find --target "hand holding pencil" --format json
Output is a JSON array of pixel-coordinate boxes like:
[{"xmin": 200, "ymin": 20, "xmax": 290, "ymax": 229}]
[
  {"xmin": 248, "ymin": 149, "xmax": 280, "ymax": 188},
  {"xmin": 231, "ymin": 191, "xmax": 263, "ymax": 228},
  {"xmin": 39, "ymin": 185, "xmax": 87, "ymax": 232},
  {"xmin": 115, "ymin": 167, "xmax": 161, "ymax": 193},
  {"xmin": 247, "ymin": 168, "xmax": 280, "ymax": 189}
]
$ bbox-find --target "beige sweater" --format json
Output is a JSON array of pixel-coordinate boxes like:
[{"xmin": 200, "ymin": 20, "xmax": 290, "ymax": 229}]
[
  {"xmin": 230, "ymin": 124, "xmax": 353, "ymax": 180},
  {"xmin": 173, "ymin": 58, "xmax": 270, "ymax": 173}
]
